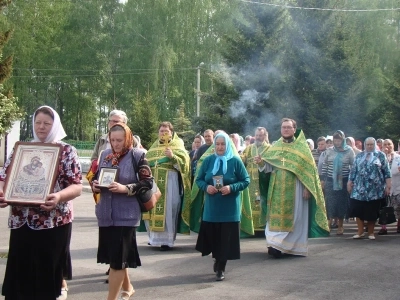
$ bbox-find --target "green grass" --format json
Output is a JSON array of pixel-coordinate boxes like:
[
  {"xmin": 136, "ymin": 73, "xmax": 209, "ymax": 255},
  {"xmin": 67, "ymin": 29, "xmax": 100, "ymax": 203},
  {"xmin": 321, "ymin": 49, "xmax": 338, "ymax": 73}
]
[{"xmin": 0, "ymin": 252, "xmax": 8, "ymax": 258}]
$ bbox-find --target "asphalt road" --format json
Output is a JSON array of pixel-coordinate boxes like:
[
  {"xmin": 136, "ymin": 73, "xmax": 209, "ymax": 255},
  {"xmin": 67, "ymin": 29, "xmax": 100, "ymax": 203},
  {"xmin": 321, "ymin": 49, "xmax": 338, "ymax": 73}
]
[{"xmin": 0, "ymin": 189, "xmax": 400, "ymax": 300}]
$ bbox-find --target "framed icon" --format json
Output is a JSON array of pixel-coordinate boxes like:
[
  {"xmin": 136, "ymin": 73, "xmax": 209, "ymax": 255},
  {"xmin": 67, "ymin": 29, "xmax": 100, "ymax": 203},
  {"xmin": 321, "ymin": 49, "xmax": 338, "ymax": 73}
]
[
  {"xmin": 3, "ymin": 142, "xmax": 63, "ymax": 205},
  {"xmin": 98, "ymin": 167, "xmax": 119, "ymax": 188},
  {"xmin": 212, "ymin": 175, "xmax": 224, "ymax": 191}
]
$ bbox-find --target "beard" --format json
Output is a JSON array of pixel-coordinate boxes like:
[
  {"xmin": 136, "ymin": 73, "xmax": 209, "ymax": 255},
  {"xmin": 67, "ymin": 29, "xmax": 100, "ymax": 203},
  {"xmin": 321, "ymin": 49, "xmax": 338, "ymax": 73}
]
[{"xmin": 255, "ymin": 140, "xmax": 263, "ymax": 146}]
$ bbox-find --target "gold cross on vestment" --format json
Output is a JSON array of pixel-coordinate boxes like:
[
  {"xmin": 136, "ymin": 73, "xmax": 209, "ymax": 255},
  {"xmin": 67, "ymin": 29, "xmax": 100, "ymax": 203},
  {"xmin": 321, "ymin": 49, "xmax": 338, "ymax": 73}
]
[
  {"xmin": 156, "ymin": 204, "xmax": 163, "ymax": 211},
  {"xmin": 281, "ymin": 157, "xmax": 286, "ymax": 166},
  {"xmin": 158, "ymin": 177, "xmax": 164, "ymax": 184}
]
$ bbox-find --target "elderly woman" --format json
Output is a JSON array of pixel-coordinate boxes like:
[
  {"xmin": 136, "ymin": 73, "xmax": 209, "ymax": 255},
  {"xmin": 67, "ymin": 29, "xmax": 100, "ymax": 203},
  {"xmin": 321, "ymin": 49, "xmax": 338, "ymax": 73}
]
[
  {"xmin": 346, "ymin": 137, "xmax": 362, "ymax": 155},
  {"xmin": 321, "ymin": 130, "xmax": 355, "ymax": 235},
  {"xmin": 347, "ymin": 137, "xmax": 391, "ymax": 240},
  {"xmin": 195, "ymin": 132, "xmax": 250, "ymax": 281},
  {"xmin": 92, "ymin": 123, "xmax": 153, "ymax": 300},
  {"xmin": 0, "ymin": 106, "xmax": 82, "ymax": 300},
  {"xmin": 378, "ymin": 139, "xmax": 400, "ymax": 235}
]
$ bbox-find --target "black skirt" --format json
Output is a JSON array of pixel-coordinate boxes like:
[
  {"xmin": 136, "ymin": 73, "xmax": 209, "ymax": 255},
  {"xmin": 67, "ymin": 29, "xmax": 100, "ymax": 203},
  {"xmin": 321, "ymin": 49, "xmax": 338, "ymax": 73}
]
[
  {"xmin": 97, "ymin": 226, "xmax": 141, "ymax": 270},
  {"xmin": 63, "ymin": 222, "xmax": 72, "ymax": 280},
  {"xmin": 195, "ymin": 221, "xmax": 240, "ymax": 261},
  {"xmin": 349, "ymin": 198, "xmax": 382, "ymax": 222},
  {"xmin": 2, "ymin": 223, "xmax": 71, "ymax": 300}
]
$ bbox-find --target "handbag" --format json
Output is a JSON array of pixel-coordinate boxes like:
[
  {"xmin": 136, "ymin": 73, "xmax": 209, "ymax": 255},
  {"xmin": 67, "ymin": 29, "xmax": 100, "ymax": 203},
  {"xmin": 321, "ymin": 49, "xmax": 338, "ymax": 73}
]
[
  {"xmin": 131, "ymin": 148, "xmax": 162, "ymax": 212},
  {"xmin": 378, "ymin": 197, "xmax": 397, "ymax": 225},
  {"xmin": 137, "ymin": 182, "xmax": 162, "ymax": 212}
]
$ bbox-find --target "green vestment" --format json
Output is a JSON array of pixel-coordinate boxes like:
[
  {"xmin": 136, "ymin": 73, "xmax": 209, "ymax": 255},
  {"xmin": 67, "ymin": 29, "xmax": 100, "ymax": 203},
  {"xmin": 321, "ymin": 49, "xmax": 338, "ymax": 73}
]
[
  {"xmin": 241, "ymin": 142, "xmax": 271, "ymax": 231},
  {"xmin": 143, "ymin": 132, "xmax": 191, "ymax": 234},
  {"xmin": 261, "ymin": 130, "xmax": 329, "ymax": 238}
]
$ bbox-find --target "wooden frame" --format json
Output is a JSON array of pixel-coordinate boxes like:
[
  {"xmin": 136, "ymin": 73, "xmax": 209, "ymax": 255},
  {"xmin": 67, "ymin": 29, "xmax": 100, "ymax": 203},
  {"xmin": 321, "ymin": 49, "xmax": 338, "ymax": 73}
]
[
  {"xmin": 4, "ymin": 142, "xmax": 63, "ymax": 205},
  {"xmin": 98, "ymin": 167, "xmax": 119, "ymax": 189}
]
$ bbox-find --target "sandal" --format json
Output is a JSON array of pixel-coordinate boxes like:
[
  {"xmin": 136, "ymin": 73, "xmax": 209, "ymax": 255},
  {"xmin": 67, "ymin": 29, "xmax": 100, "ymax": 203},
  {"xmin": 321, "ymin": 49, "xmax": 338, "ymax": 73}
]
[{"xmin": 119, "ymin": 285, "xmax": 135, "ymax": 300}]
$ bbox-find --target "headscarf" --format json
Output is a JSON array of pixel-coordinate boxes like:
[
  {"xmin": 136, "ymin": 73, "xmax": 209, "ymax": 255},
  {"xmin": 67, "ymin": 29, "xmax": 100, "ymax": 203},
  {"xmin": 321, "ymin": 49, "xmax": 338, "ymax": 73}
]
[
  {"xmin": 332, "ymin": 130, "xmax": 350, "ymax": 190},
  {"xmin": 346, "ymin": 137, "xmax": 356, "ymax": 148},
  {"xmin": 104, "ymin": 123, "xmax": 133, "ymax": 167},
  {"xmin": 197, "ymin": 135, "xmax": 205, "ymax": 146},
  {"xmin": 212, "ymin": 132, "xmax": 234, "ymax": 175},
  {"xmin": 306, "ymin": 139, "xmax": 314, "ymax": 150},
  {"xmin": 360, "ymin": 137, "xmax": 378, "ymax": 165},
  {"xmin": 32, "ymin": 105, "xmax": 67, "ymax": 143},
  {"xmin": 230, "ymin": 133, "xmax": 240, "ymax": 151}
]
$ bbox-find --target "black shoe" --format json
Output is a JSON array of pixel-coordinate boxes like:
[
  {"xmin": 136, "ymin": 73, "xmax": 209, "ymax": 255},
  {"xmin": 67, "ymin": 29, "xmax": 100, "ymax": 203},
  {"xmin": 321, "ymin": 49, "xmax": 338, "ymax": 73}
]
[
  {"xmin": 105, "ymin": 279, "xmax": 109, "ymax": 284},
  {"xmin": 105, "ymin": 268, "xmax": 110, "ymax": 275},
  {"xmin": 378, "ymin": 229, "xmax": 388, "ymax": 235},
  {"xmin": 269, "ymin": 247, "xmax": 282, "ymax": 258},
  {"xmin": 216, "ymin": 270, "xmax": 225, "ymax": 281},
  {"xmin": 160, "ymin": 245, "xmax": 171, "ymax": 251}
]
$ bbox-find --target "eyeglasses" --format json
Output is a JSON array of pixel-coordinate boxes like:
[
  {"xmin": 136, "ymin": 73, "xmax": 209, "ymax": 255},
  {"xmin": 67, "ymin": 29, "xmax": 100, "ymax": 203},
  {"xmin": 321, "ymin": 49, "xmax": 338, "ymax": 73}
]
[{"xmin": 281, "ymin": 126, "xmax": 294, "ymax": 130}]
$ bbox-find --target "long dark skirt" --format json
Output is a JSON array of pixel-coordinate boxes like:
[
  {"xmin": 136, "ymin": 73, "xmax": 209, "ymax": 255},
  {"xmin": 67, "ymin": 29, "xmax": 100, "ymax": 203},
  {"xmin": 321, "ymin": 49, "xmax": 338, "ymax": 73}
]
[
  {"xmin": 195, "ymin": 221, "xmax": 240, "ymax": 261},
  {"xmin": 2, "ymin": 223, "xmax": 71, "ymax": 300},
  {"xmin": 97, "ymin": 226, "xmax": 141, "ymax": 270},
  {"xmin": 349, "ymin": 198, "xmax": 382, "ymax": 222},
  {"xmin": 63, "ymin": 222, "xmax": 72, "ymax": 280},
  {"xmin": 324, "ymin": 178, "xmax": 349, "ymax": 219}
]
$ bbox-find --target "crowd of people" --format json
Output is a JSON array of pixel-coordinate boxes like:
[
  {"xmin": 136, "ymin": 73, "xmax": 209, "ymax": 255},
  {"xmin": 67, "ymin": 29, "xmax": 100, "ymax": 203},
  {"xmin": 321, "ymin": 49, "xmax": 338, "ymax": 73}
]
[{"xmin": 0, "ymin": 106, "xmax": 397, "ymax": 299}]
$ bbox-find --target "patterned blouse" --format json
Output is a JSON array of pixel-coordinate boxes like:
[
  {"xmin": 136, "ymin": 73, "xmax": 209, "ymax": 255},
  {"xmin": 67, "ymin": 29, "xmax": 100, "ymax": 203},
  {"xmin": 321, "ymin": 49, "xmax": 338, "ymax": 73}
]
[
  {"xmin": 0, "ymin": 142, "xmax": 82, "ymax": 229},
  {"xmin": 349, "ymin": 151, "xmax": 391, "ymax": 201}
]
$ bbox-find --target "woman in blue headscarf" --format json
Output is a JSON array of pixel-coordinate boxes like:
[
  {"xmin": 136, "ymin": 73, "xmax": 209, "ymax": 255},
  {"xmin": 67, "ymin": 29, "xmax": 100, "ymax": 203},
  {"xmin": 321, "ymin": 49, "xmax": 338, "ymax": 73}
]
[
  {"xmin": 195, "ymin": 132, "xmax": 250, "ymax": 281},
  {"xmin": 321, "ymin": 130, "xmax": 355, "ymax": 235},
  {"xmin": 347, "ymin": 137, "xmax": 391, "ymax": 240}
]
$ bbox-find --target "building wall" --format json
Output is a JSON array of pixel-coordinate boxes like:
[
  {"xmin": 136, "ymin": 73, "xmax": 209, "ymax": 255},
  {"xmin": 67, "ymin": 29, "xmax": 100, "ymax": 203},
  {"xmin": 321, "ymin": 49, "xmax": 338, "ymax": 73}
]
[{"xmin": 0, "ymin": 121, "xmax": 21, "ymax": 166}]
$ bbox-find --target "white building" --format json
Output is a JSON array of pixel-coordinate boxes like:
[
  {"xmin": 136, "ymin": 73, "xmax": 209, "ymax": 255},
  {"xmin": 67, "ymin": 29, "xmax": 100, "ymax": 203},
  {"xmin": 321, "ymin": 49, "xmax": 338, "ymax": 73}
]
[{"xmin": 0, "ymin": 121, "xmax": 21, "ymax": 166}]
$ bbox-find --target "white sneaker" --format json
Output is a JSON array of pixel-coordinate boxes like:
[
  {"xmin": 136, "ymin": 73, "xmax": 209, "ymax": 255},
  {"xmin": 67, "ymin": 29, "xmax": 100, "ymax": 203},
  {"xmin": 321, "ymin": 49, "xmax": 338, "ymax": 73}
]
[{"xmin": 56, "ymin": 287, "xmax": 68, "ymax": 300}]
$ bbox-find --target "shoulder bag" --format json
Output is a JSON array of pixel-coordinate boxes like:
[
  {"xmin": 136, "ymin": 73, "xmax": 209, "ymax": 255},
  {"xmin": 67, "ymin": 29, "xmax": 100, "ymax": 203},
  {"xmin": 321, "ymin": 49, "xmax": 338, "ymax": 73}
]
[{"xmin": 131, "ymin": 148, "xmax": 162, "ymax": 212}]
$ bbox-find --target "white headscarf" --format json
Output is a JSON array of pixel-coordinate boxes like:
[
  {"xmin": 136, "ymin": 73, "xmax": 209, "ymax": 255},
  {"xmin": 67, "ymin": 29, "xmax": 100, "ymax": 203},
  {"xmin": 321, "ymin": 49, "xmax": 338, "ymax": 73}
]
[{"xmin": 32, "ymin": 105, "xmax": 67, "ymax": 143}]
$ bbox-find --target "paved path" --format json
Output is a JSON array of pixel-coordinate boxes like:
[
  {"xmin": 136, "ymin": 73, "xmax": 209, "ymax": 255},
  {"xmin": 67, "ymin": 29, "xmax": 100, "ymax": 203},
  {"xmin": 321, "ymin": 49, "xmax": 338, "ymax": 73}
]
[{"xmin": 0, "ymin": 190, "xmax": 400, "ymax": 299}]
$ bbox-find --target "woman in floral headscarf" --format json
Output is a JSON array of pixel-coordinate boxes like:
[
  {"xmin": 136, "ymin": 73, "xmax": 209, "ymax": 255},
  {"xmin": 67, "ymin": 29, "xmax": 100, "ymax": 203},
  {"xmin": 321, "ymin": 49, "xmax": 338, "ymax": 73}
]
[
  {"xmin": 321, "ymin": 130, "xmax": 355, "ymax": 235},
  {"xmin": 92, "ymin": 123, "xmax": 153, "ymax": 300},
  {"xmin": 348, "ymin": 137, "xmax": 391, "ymax": 240},
  {"xmin": 195, "ymin": 132, "xmax": 250, "ymax": 282}
]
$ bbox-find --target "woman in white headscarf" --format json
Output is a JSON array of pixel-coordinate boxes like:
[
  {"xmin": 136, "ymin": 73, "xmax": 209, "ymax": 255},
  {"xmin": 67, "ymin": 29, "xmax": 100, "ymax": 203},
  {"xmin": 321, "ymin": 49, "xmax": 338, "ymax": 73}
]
[{"xmin": 0, "ymin": 105, "xmax": 82, "ymax": 300}]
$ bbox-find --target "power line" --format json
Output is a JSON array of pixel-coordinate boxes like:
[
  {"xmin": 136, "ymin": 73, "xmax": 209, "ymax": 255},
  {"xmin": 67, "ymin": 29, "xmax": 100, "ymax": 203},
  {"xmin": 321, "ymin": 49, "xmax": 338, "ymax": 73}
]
[
  {"xmin": 239, "ymin": 0, "xmax": 400, "ymax": 12},
  {"xmin": 13, "ymin": 67, "xmax": 197, "ymax": 72},
  {"xmin": 11, "ymin": 68, "xmax": 197, "ymax": 78}
]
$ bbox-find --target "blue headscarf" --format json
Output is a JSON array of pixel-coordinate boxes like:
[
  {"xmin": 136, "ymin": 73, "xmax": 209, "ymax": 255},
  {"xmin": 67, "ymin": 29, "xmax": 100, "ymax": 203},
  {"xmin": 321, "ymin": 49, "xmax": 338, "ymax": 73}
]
[
  {"xmin": 211, "ymin": 132, "xmax": 234, "ymax": 175},
  {"xmin": 360, "ymin": 137, "xmax": 378, "ymax": 164},
  {"xmin": 332, "ymin": 130, "xmax": 351, "ymax": 190}
]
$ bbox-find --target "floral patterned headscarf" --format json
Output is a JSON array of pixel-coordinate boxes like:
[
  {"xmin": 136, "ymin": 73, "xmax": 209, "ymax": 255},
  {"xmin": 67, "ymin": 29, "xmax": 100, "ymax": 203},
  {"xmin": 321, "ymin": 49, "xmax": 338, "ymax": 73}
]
[{"xmin": 104, "ymin": 123, "xmax": 133, "ymax": 167}]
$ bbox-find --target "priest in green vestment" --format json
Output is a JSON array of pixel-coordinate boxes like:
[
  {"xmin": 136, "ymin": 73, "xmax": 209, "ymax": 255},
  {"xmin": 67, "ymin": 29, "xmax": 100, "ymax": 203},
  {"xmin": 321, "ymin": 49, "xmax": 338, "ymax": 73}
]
[
  {"xmin": 256, "ymin": 118, "xmax": 329, "ymax": 257},
  {"xmin": 143, "ymin": 122, "xmax": 191, "ymax": 250},
  {"xmin": 190, "ymin": 131, "xmax": 254, "ymax": 236},
  {"xmin": 241, "ymin": 127, "xmax": 271, "ymax": 231}
]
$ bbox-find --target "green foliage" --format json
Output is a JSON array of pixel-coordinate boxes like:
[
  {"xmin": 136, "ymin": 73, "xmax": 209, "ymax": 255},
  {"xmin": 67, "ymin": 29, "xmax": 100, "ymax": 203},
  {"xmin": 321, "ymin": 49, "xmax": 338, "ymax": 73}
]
[
  {"xmin": 0, "ymin": 84, "xmax": 23, "ymax": 136},
  {"xmin": 172, "ymin": 101, "xmax": 194, "ymax": 149},
  {"xmin": 0, "ymin": 1, "xmax": 23, "ymax": 136},
  {"xmin": 128, "ymin": 91, "xmax": 159, "ymax": 149}
]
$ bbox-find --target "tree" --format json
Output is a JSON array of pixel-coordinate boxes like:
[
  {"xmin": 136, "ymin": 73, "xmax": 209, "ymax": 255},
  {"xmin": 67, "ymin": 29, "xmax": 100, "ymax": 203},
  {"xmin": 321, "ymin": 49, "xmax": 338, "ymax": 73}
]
[
  {"xmin": 172, "ymin": 101, "xmax": 194, "ymax": 149},
  {"xmin": 128, "ymin": 91, "xmax": 159, "ymax": 149},
  {"xmin": 0, "ymin": 0, "xmax": 23, "ymax": 136}
]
